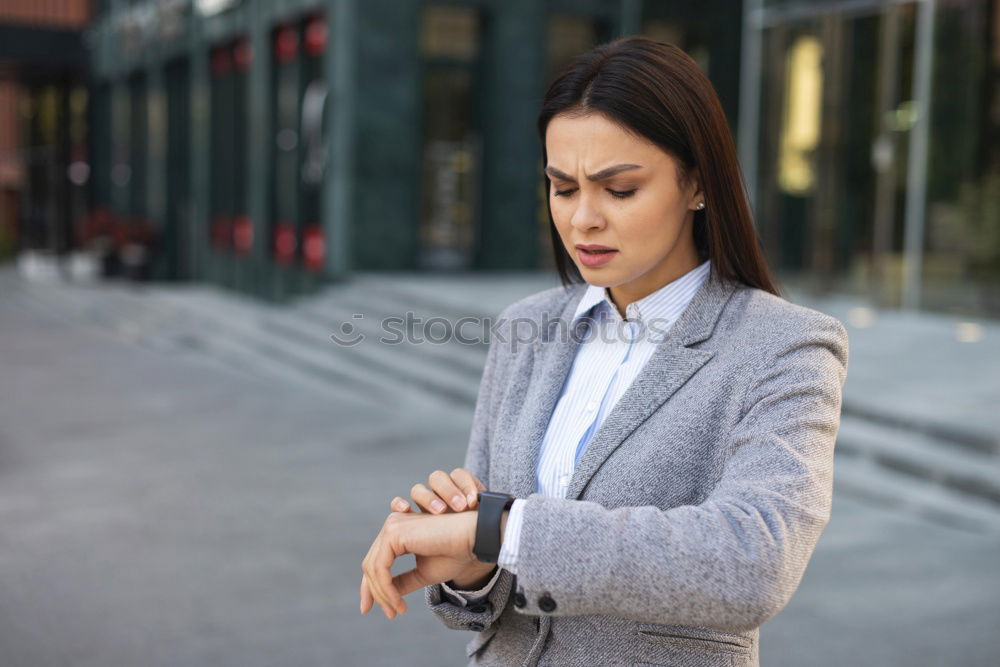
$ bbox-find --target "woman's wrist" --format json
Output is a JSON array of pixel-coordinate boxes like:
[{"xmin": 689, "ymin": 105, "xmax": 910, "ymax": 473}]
[
  {"xmin": 449, "ymin": 561, "xmax": 499, "ymax": 590},
  {"xmin": 449, "ymin": 509, "xmax": 509, "ymax": 590}
]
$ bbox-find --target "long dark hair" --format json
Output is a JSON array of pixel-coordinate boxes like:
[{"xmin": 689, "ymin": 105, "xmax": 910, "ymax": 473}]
[{"xmin": 538, "ymin": 36, "xmax": 781, "ymax": 297}]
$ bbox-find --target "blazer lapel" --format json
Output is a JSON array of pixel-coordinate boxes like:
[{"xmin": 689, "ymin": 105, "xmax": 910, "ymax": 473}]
[
  {"xmin": 506, "ymin": 285, "xmax": 589, "ymax": 499},
  {"xmin": 565, "ymin": 272, "xmax": 738, "ymax": 500}
]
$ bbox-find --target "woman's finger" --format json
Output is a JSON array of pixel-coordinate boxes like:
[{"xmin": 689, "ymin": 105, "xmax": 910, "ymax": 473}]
[
  {"xmin": 373, "ymin": 523, "xmax": 407, "ymax": 616},
  {"xmin": 429, "ymin": 469, "xmax": 467, "ymax": 512},
  {"xmin": 362, "ymin": 573, "xmax": 395, "ymax": 619},
  {"xmin": 360, "ymin": 573, "xmax": 374, "ymax": 614},
  {"xmin": 390, "ymin": 496, "xmax": 411, "ymax": 513},
  {"xmin": 393, "ymin": 566, "xmax": 429, "ymax": 601},
  {"xmin": 365, "ymin": 566, "xmax": 394, "ymax": 619},
  {"xmin": 410, "ymin": 482, "xmax": 450, "ymax": 514},
  {"xmin": 451, "ymin": 468, "xmax": 487, "ymax": 508},
  {"xmin": 362, "ymin": 531, "xmax": 396, "ymax": 619}
]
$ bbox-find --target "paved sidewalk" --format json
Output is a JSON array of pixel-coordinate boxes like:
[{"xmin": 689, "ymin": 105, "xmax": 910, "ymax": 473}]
[{"xmin": 0, "ymin": 285, "xmax": 476, "ymax": 667}]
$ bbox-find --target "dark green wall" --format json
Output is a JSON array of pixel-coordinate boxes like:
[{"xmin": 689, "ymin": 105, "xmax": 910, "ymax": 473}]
[
  {"xmin": 475, "ymin": 0, "xmax": 547, "ymax": 269},
  {"xmin": 352, "ymin": 0, "xmax": 422, "ymax": 270}
]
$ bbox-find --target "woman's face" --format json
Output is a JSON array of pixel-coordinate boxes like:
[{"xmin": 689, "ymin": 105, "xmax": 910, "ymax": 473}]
[{"xmin": 545, "ymin": 111, "xmax": 703, "ymax": 307}]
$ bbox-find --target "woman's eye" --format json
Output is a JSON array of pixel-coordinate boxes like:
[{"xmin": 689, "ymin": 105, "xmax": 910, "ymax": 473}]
[{"xmin": 552, "ymin": 187, "xmax": 637, "ymax": 199}]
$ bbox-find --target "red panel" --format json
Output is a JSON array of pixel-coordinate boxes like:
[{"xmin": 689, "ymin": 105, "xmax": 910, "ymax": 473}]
[
  {"xmin": 233, "ymin": 37, "xmax": 253, "ymax": 73},
  {"xmin": 274, "ymin": 26, "xmax": 298, "ymax": 64},
  {"xmin": 273, "ymin": 222, "xmax": 297, "ymax": 265},
  {"xmin": 302, "ymin": 225, "xmax": 325, "ymax": 272},
  {"xmin": 233, "ymin": 215, "xmax": 254, "ymax": 254},
  {"xmin": 211, "ymin": 215, "xmax": 232, "ymax": 249},
  {"xmin": 304, "ymin": 15, "xmax": 327, "ymax": 57},
  {"xmin": 211, "ymin": 47, "xmax": 232, "ymax": 78}
]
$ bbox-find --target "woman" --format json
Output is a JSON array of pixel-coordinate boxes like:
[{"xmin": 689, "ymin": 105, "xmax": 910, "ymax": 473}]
[{"xmin": 359, "ymin": 36, "xmax": 848, "ymax": 667}]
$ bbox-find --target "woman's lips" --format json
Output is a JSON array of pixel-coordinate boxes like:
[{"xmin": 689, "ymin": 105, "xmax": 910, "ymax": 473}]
[{"xmin": 576, "ymin": 247, "xmax": 619, "ymax": 267}]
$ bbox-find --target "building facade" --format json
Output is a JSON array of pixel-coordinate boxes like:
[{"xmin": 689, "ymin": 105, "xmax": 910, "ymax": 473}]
[
  {"xmin": 746, "ymin": 0, "xmax": 1000, "ymax": 315},
  {"xmin": 7, "ymin": 0, "xmax": 996, "ymax": 315},
  {"xmin": 0, "ymin": 1, "xmax": 91, "ymax": 266},
  {"xmin": 82, "ymin": 0, "xmax": 742, "ymax": 300}
]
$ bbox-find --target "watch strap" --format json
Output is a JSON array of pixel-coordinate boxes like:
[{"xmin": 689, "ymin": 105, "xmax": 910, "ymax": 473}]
[{"xmin": 473, "ymin": 491, "xmax": 516, "ymax": 564}]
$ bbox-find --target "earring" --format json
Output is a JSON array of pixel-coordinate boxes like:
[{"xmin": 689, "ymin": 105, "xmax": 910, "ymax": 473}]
[{"xmin": 695, "ymin": 201, "xmax": 705, "ymax": 210}]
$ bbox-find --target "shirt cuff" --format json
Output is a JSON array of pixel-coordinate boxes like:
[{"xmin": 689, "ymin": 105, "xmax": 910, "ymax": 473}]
[
  {"xmin": 440, "ymin": 564, "xmax": 503, "ymax": 606},
  {"xmin": 496, "ymin": 497, "xmax": 525, "ymax": 575}
]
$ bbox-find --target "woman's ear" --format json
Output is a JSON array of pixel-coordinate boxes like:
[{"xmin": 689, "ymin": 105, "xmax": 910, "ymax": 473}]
[{"xmin": 687, "ymin": 168, "xmax": 704, "ymax": 210}]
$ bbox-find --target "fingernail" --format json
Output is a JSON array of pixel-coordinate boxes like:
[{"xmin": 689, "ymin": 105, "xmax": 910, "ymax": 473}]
[
  {"xmin": 467, "ymin": 493, "xmax": 477, "ymax": 506},
  {"xmin": 452, "ymin": 494, "xmax": 466, "ymax": 510},
  {"xmin": 431, "ymin": 499, "xmax": 446, "ymax": 512},
  {"xmin": 394, "ymin": 500, "xmax": 408, "ymax": 511}
]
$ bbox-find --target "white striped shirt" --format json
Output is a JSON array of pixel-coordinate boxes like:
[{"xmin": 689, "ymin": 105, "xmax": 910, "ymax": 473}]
[{"xmin": 441, "ymin": 258, "xmax": 712, "ymax": 602}]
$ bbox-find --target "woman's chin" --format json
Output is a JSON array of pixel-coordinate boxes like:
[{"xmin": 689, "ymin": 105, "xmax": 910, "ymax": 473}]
[{"xmin": 577, "ymin": 263, "xmax": 623, "ymax": 284}]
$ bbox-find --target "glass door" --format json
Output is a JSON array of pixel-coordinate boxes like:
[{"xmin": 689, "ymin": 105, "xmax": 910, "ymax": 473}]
[
  {"xmin": 756, "ymin": 4, "xmax": 918, "ymax": 303},
  {"xmin": 417, "ymin": 4, "xmax": 483, "ymax": 270}
]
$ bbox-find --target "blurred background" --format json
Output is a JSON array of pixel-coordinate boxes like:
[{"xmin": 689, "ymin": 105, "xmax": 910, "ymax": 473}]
[{"xmin": 0, "ymin": 1, "xmax": 998, "ymax": 666}]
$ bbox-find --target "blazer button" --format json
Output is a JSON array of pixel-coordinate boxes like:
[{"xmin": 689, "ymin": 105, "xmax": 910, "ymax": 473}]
[
  {"xmin": 513, "ymin": 591, "xmax": 527, "ymax": 609},
  {"xmin": 538, "ymin": 593, "xmax": 557, "ymax": 613},
  {"xmin": 467, "ymin": 604, "xmax": 488, "ymax": 614},
  {"xmin": 467, "ymin": 621, "xmax": 485, "ymax": 632}
]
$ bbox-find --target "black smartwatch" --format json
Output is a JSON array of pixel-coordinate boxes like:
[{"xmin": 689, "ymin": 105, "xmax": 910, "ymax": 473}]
[{"xmin": 473, "ymin": 491, "xmax": 516, "ymax": 564}]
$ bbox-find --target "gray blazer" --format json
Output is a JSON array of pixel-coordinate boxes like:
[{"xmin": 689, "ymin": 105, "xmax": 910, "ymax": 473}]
[{"xmin": 424, "ymin": 270, "xmax": 849, "ymax": 667}]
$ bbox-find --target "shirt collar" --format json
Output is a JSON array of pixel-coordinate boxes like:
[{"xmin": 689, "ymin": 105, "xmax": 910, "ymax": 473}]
[{"xmin": 571, "ymin": 259, "xmax": 713, "ymax": 330}]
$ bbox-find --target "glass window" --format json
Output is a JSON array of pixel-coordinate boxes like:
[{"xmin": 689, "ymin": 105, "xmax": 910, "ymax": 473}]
[{"xmin": 418, "ymin": 5, "xmax": 482, "ymax": 270}]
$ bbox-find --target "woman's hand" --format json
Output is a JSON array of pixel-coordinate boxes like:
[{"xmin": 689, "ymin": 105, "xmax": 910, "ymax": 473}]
[
  {"xmin": 359, "ymin": 468, "xmax": 492, "ymax": 617},
  {"xmin": 391, "ymin": 468, "xmax": 486, "ymax": 515},
  {"xmin": 359, "ymin": 510, "xmax": 480, "ymax": 620}
]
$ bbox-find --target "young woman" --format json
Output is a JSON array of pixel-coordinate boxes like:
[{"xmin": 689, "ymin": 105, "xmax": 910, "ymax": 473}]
[{"xmin": 360, "ymin": 36, "xmax": 848, "ymax": 667}]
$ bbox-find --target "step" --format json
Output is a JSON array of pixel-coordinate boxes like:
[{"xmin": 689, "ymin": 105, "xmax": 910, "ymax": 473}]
[
  {"xmin": 29, "ymin": 278, "xmax": 484, "ymax": 413},
  {"xmin": 20, "ymin": 280, "xmax": 387, "ymax": 410},
  {"xmin": 333, "ymin": 278, "xmax": 497, "ymax": 326},
  {"xmin": 842, "ymin": 398, "xmax": 1000, "ymax": 457},
  {"xmin": 350, "ymin": 271, "xmax": 561, "ymax": 319},
  {"xmin": 833, "ymin": 451, "xmax": 1000, "ymax": 535},
  {"xmin": 262, "ymin": 316, "xmax": 480, "ymax": 408},
  {"xmin": 142, "ymin": 289, "xmax": 439, "ymax": 409},
  {"xmin": 836, "ymin": 414, "xmax": 1000, "ymax": 506},
  {"xmin": 293, "ymin": 290, "xmax": 489, "ymax": 377},
  {"xmin": 162, "ymin": 288, "xmax": 483, "ymax": 408}
]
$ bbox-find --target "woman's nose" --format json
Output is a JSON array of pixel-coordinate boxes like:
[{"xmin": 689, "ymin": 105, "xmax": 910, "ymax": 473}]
[{"xmin": 569, "ymin": 196, "xmax": 606, "ymax": 232}]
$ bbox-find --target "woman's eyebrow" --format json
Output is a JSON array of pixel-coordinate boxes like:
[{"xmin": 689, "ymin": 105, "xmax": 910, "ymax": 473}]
[{"xmin": 544, "ymin": 163, "xmax": 643, "ymax": 182}]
